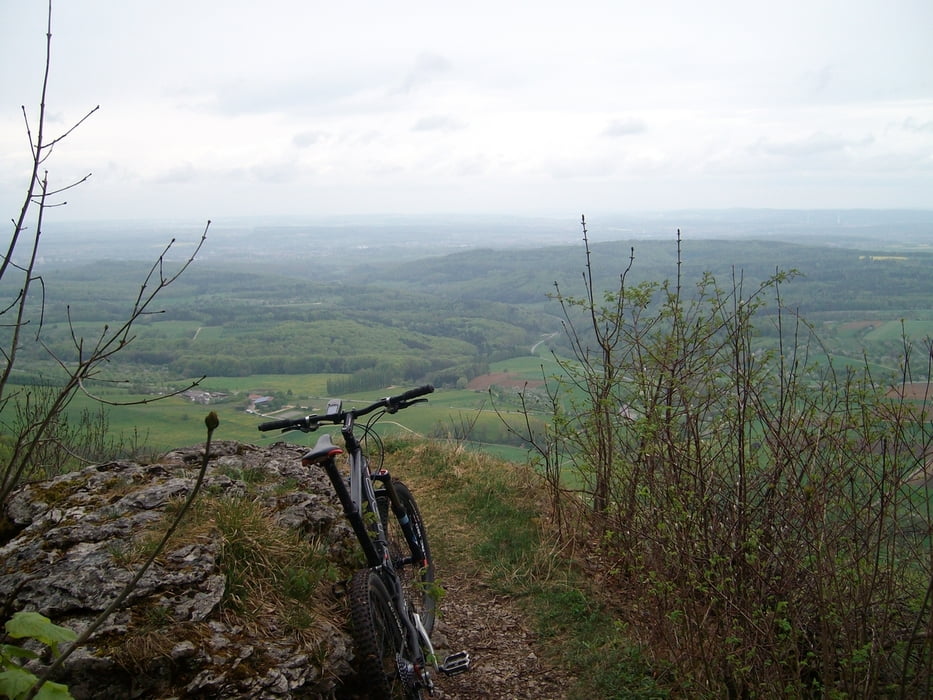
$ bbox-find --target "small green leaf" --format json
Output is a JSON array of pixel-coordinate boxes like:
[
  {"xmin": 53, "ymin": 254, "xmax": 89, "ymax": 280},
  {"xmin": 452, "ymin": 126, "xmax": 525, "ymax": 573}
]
[
  {"xmin": 1, "ymin": 643, "xmax": 40, "ymax": 661},
  {"xmin": 34, "ymin": 679, "xmax": 76, "ymax": 700},
  {"xmin": 5, "ymin": 611, "xmax": 77, "ymax": 651},
  {"xmin": 0, "ymin": 666, "xmax": 40, "ymax": 698}
]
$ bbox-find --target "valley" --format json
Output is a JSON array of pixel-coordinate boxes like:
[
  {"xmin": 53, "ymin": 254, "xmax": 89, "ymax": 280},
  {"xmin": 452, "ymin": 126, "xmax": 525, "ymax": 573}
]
[{"xmin": 5, "ymin": 210, "xmax": 932, "ymax": 457}]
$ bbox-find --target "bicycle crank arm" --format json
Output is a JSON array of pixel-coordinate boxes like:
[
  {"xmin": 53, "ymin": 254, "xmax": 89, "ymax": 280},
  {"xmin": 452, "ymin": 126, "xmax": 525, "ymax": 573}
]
[
  {"xmin": 438, "ymin": 650, "xmax": 471, "ymax": 676},
  {"xmin": 414, "ymin": 613, "xmax": 436, "ymax": 661}
]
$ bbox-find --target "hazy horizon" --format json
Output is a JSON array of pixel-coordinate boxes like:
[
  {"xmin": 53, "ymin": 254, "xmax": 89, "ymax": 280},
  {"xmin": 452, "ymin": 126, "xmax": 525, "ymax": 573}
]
[{"xmin": 27, "ymin": 209, "xmax": 933, "ymax": 274}]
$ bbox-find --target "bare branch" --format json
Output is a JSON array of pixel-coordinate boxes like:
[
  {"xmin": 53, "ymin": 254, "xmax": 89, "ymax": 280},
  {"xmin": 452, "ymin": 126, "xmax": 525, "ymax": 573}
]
[
  {"xmin": 41, "ymin": 172, "xmax": 93, "ymax": 198},
  {"xmin": 78, "ymin": 376, "xmax": 206, "ymax": 406},
  {"xmin": 45, "ymin": 104, "xmax": 100, "ymax": 149},
  {"xmin": 2, "ymin": 0, "xmax": 210, "ymax": 514},
  {"xmin": 29, "ymin": 413, "xmax": 220, "ymax": 699}
]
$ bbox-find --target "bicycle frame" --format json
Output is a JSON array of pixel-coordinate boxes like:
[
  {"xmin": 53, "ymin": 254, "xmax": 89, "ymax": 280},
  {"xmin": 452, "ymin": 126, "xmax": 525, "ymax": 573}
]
[
  {"xmin": 259, "ymin": 385, "xmax": 470, "ymax": 691},
  {"xmin": 302, "ymin": 407, "xmax": 438, "ymax": 687}
]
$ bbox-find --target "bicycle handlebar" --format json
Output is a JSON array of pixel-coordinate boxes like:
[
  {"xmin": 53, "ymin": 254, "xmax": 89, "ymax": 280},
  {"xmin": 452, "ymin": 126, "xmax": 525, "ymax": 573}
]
[
  {"xmin": 388, "ymin": 383, "xmax": 434, "ymax": 407},
  {"xmin": 257, "ymin": 384, "xmax": 434, "ymax": 433},
  {"xmin": 256, "ymin": 416, "xmax": 305, "ymax": 432}
]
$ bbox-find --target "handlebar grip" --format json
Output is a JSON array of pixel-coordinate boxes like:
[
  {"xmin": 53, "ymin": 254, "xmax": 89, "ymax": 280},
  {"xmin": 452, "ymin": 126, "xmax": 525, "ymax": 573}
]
[
  {"xmin": 391, "ymin": 384, "xmax": 434, "ymax": 404},
  {"xmin": 258, "ymin": 418, "xmax": 300, "ymax": 432}
]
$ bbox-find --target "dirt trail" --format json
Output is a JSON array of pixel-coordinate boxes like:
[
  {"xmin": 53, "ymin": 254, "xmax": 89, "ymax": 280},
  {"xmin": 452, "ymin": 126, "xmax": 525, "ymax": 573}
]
[
  {"xmin": 429, "ymin": 572, "xmax": 573, "ymax": 699},
  {"xmin": 392, "ymin": 447, "xmax": 576, "ymax": 699}
]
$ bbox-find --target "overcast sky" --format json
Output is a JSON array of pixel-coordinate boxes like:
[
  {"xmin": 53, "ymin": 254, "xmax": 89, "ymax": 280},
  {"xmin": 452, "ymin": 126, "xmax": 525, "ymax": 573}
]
[{"xmin": 2, "ymin": 0, "xmax": 931, "ymax": 222}]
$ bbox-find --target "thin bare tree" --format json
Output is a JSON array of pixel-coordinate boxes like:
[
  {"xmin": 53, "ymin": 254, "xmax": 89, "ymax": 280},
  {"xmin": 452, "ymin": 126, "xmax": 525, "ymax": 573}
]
[{"xmin": 1, "ymin": 1, "xmax": 208, "ymax": 506}]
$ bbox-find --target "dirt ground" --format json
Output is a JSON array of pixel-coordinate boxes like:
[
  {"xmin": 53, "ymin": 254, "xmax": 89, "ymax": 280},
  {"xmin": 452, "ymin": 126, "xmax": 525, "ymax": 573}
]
[
  {"xmin": 428, "ymin": 572, "xmax": 574, "ymax": 699},
  {"xmin": 887, "ymin": 382, "xmax": 932, "ymax": 400},
  {"xmin": 403, "ymin": 445, "xmax": 576, "ymax": 699}
]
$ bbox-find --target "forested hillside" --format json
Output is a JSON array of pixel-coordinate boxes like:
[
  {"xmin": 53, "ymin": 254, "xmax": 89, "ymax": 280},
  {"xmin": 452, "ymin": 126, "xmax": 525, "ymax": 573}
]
[
  {"xmin": 12, "ymin": 235, "xmax": 932, "ymax": 388},
  {"xmin": 374, "ymin": 237, "xmax": 933, "ymax": 312},
  {"xmin": 1, "ymin": 230, "xmax": 930, "ymax": 461}
]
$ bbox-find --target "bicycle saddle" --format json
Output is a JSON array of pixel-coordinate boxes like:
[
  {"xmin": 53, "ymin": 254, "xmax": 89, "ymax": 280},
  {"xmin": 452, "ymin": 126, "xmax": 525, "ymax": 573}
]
[{"xmin": 301, "ymin": 433, "xmax": 344, "ymax": 465}]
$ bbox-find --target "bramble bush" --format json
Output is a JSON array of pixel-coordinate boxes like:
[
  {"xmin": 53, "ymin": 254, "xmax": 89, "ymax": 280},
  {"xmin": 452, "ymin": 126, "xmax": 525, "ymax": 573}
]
[{"xmin": 520, "ymin": 218, "xmax": 933, "ymax": 697}]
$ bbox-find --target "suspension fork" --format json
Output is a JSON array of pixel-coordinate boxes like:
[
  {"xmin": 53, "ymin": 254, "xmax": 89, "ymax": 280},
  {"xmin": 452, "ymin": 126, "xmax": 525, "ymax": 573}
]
[
  {"xmin": 321, "ymin": 457, "xmax": 429, "ymax": 673},
  {"xmin": 375, "ymin": 471, "xmax": 436, "ymax": 678},
  {"xmin": 374, "ymin": 469, "xmax": 427, "ymax": 566},
  {"xmin": 380, "ymin": 563, "xmax": 434, "ymax": 666}
]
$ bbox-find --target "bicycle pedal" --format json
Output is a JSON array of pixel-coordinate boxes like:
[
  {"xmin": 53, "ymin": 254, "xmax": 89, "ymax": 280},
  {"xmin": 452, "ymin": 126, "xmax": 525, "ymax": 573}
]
[{"xmin": 439, "ymin": 650, "xmax": 471, "ymax": 675}]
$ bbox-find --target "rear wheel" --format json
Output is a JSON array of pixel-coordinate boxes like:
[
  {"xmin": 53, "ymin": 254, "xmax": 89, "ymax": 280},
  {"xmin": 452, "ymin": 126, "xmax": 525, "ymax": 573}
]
[
  {"xmin": 379, "ymin": 481, "xmax": 437, "ymax": 633},
  {"xmin": 348, "ymin": 568, "xmax": 422, "ymax": 699}
]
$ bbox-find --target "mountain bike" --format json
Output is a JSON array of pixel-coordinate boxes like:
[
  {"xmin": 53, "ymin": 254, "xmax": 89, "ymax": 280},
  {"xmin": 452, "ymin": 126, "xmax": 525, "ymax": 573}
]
[{"xmin": 258, "ymin": 385, "xmax": 470, "ymax": 698}]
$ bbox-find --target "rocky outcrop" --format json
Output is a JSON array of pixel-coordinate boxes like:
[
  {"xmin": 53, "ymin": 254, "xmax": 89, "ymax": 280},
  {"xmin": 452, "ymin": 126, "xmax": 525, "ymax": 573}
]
[{"xmin": 0, "ymin": 441, "xmax": 360, "ymax": 698}]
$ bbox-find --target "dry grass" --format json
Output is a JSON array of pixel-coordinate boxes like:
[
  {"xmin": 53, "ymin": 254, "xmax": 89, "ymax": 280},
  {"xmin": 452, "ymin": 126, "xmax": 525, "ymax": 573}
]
[{"xmin": 107, "ymin": 488, "xmax": 346, "ymax": 677}]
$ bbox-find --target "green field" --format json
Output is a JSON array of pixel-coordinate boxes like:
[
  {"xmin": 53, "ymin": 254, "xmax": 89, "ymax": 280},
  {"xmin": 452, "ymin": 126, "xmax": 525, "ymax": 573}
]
[
  {"xmin": 863, "ymin": 318, "xmax": 933, "ymax": 342},
  {"xmin": 57, "ymin": 361, "xmax": 554, "ymax": 458},
  {"xmin": 6, "ymin": 233, "xmax": 933, "ymax": 460}
]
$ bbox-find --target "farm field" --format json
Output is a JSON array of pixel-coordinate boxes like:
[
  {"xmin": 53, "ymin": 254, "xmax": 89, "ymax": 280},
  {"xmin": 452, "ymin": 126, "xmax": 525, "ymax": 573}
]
[
  {"xmin": 5, "ymin": 227, "xmax": 933, "ymax": 461},
  {"xmin": 59, "ymin": 356, "xmax": 558, "ymax": 457}
]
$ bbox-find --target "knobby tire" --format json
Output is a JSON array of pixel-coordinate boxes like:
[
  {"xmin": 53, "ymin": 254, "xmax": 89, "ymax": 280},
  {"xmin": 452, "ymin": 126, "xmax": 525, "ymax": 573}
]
[{"xmin": 348, "ymin": 568, "xmax": 422, "ymax": 699}]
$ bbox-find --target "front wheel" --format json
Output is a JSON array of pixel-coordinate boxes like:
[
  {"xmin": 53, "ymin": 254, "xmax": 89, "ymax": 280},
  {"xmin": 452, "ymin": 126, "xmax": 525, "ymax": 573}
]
[
  {"xmin": 348, "ymin": 568, "xmax": 423, "ymax": 699},
  {"xmin": 379, "ymin": 481, "xmax": 437, "ymax": 634}
]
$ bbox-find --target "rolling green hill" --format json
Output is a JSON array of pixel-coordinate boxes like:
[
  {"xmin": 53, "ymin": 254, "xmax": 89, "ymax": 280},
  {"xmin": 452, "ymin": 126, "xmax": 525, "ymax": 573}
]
[{"xmin": 4, "ymin": 234, "xmax": 932, "ymax": 456}]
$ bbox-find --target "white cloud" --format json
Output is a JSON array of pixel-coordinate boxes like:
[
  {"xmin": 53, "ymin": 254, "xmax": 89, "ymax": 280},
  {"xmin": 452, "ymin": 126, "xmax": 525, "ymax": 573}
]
[
  {"xmin": 1, "ymin": 0, "xmax": 932, "ymax": 221},
  {"xmin": 602, "ymin": 118, "xmax": 648, "ymax": 138},
  {"xmin": 755, "ymin": 132, "xmax": 864, "ymax": 158},
  {"xmin": 411, "ymin": 115, "xmax": 466, "ymax": 132},
  {"xmin": 903, "ymin": 117, "xmax": 933, "ymax": 134},
  {"xmin": 292, "ymin": 130, "xmax": 327, "ymax": 148},
  {"xmin": 394, "ymin": 53, "xmax": 454, "ymax": 95},
  {"xmin": 152, "ymin": 163, "xmax": 199, "ymax": 185}
]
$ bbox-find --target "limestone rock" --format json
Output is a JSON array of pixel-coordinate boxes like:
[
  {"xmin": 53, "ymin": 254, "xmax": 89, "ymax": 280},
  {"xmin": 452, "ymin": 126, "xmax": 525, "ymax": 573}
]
[{"xmin": 0, "ymin": 441, "xmax": 358, "ymax": 698}]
